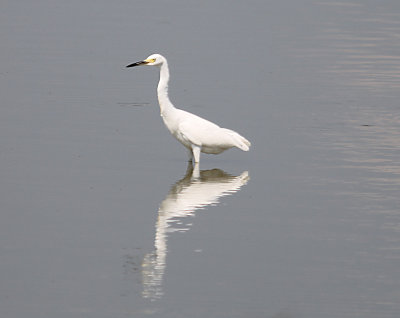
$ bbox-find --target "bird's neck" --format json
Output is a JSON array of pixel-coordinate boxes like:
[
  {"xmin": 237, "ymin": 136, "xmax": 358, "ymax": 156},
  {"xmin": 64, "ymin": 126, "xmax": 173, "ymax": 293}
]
[{"xmin": 157, "ymin": 61, "xmax": 175, "ymax": 116}]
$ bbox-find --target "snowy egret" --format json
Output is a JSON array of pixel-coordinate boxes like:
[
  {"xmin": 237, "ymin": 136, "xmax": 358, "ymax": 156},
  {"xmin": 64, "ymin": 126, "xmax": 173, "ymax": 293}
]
[{"xmin": 126, "ymin": 53, "xmax": 251, "ymax": 163}]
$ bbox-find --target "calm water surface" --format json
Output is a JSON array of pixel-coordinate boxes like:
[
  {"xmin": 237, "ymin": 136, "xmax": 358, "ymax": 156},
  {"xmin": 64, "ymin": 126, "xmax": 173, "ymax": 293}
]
[{"xmin": 1, "ymin": 1, "xmax": 400, "ymax": 317}]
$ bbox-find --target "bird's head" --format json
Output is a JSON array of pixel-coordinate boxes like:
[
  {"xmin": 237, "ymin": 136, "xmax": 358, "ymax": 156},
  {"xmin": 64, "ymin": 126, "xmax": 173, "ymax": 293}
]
[{"xmin": 126, "ymin": 53, "xmax": 165, "ymax": 68}]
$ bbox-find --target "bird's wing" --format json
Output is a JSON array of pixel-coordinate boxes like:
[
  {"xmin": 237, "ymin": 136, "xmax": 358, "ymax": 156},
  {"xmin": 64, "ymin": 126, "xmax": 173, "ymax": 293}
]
[
  {"xmin": 178, "ymin": 120, "xmax": 204, "ymax": 146},
  {"xmin": 177, "ymin": 110, "xmax": 250, "ymax": 151},
  {"xmin": 219, "ymin": 128, "xmax": 251, "ymax": 151},
  {"xmin": 179, "ymin": 118, "xmax": 233, "ymax": 150}
]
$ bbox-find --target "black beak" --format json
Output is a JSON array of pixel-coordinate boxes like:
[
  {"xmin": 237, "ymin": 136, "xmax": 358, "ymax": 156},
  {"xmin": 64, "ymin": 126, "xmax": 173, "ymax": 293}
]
[{"xmin": 126, "ymin": 60, "xmax": 148, "ymax": 68}]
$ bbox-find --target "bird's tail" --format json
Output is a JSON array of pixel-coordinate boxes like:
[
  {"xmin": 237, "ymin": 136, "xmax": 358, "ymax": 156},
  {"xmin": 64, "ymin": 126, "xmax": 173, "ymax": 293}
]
[{"xmin": 222, "ymin": 129, "xmax": 251, "ymax": 151}]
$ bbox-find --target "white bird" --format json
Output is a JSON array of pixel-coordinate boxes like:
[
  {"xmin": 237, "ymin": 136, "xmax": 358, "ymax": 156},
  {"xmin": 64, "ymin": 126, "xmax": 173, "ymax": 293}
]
[{"xmin": 126, "ymin": 53, "xmax": 251, "ymax": 163}]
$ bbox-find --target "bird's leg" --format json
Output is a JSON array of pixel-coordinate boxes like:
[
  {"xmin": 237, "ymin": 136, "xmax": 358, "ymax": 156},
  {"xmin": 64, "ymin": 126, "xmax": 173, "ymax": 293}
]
[
  {"xmin": 184, "ymin": 160, "xmax": 194, "ymax": 175},
  {"xmin": 191, "ymin": 145, "xmax": 201, "ymax": 163},
  {"xmin": 191, "ymin": 163, "xmax": 200, "ymax": 180},
  {"xmin": 187, "ymin": 149, "xmax": 194, "ymax": 163}
]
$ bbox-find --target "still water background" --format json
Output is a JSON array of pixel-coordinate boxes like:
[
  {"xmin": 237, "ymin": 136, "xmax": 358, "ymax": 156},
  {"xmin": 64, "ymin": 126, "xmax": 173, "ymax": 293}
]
[{"xmin": 1, "ymin": 1, "xmax": 400, "ymax": 317}]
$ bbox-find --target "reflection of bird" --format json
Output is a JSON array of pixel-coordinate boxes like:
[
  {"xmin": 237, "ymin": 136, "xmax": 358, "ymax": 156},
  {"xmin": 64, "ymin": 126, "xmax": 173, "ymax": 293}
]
[
  {"xmin": 141, "ymin": 163, "xmax": 250, "ymax": 300},
  {"xmin": 126, "ymin": 54, "xmax": 251, "ymax": 163}
]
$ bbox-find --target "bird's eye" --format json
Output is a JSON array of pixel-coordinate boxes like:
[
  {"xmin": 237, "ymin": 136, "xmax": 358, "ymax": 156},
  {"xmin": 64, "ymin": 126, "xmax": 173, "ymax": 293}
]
[{"xmin": 144, "ymin": 58, "xmax": 156, "ymax": 64}]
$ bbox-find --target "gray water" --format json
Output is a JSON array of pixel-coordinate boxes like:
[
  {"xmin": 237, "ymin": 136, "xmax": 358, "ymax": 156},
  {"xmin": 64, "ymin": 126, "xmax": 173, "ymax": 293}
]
[{"xmin": 1, "ymin": 1, "xmax": 400, "ymax": 317}]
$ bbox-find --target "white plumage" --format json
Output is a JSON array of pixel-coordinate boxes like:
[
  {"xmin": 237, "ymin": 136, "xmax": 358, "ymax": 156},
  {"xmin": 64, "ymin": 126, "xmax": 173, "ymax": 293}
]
[{"xmin": 126, "ymin": 53, "xmax": 251, "ymax": 163}]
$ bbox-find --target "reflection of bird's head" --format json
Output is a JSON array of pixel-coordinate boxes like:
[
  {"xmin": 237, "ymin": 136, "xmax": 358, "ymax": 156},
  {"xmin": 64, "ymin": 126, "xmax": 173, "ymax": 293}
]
[{"xmin": 126, "ymin": 53, "xmax": 166, "ymax": 68}]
